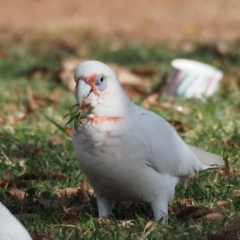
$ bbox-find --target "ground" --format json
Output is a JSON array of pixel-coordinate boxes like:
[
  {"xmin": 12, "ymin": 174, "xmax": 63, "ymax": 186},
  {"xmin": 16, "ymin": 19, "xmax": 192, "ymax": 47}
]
[{"xmin": 1, "ymin": 0, "xmax": 240, "ymax": 45}]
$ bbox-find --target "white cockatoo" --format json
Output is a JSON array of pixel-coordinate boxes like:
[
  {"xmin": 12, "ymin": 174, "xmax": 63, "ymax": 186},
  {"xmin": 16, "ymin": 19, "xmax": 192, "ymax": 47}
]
[
  {"xmin": 0, "ymin": 202, "xmax": 32, "ymax": 240},
  {"xmin": 72, "ymin": 60, "xmax": 224, "ymax": 222}
]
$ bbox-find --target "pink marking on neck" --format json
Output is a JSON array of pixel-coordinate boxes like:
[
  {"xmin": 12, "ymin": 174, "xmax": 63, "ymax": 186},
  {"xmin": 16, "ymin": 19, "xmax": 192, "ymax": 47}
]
[{"xmin": 89, "ymin": 116, "xmax": 122, "ymax": 124}]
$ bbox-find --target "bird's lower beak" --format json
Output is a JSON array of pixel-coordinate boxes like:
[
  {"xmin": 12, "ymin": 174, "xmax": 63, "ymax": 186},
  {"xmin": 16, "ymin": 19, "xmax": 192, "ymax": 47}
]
[{"xmin": 76, "ymin": 80, "xmax": 93, "ymax": 109}]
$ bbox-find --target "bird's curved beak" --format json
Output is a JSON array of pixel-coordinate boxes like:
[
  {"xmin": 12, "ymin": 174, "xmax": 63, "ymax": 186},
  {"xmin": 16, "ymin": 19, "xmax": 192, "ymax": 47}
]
[{"xmin": 76, "ymin": 80, "xmax": 93, "ymax": 109}]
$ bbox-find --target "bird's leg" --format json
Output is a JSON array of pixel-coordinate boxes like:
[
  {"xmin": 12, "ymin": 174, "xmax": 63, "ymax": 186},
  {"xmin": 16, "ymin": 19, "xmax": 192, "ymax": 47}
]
[
  {"xmin": 151, "ymin": 200, "xmax": 168, "ymax": 224},
  {"xmin": 96, "ymin": 194, "xmax": 114, "ymax": 217}
]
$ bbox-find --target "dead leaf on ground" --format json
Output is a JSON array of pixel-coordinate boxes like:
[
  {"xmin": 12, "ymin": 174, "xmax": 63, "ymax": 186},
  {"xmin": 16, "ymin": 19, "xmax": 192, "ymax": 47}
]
[
  {"xmin": 20, "ymin": 143, "xmax": 43, "ymax": 158},
  {"xmin": 222, "ymin": 138, "xmax": 240, "ymax": 150},
  {"xmin": 94, "ymin": 217, "xmax": 110, "ymax": 227},
  {"xmin": 223, "ymin": 157, "xmax": 231, "ymax": 178},
  {"xmin": 18, "ymin": 171, "xmax": 72, "ymax": 181},
  {"xmin": 188, "ymin": 207, "xmax": 216, "ymax": 219},
  {"xmin": 80, "ymin": 180, "xmax": 89, "ymax": 201},
  {"xmin": 225, "ymin": 216, "xmax": 240, "ymax": 233},
  {"xmin": 4, "ymin": 188, "xmax": 26, "ymax": 200},
  {"xmin": 0, "ymin": 178, "xmax": 26, "ymax": 188},
  {"xmin": 38, "ymin": 199, "xmax": 60, "ymax": 210},
  {"xmin": 46, "ymin": 135, "xmax": 65, "ymax": 146},
  {"xmin": 214, "ymin": 158, "xmax": 231, "ymax": 179},
  {"xmin": 48, "ymin": 223, "xmax": 80, "ymax": 229},
  {"xmin": 3, "ymin": 169, "xmax": 11, "ymax": 182},
  {"xmin": 62, "ymin": 212, "xmax": 78, "ymax": 223},
  {"xmin": 122, "ymin": 84, "xmax": 147, "ymax": 99},
  {"xmin": 60, "ymin": 190, "xmax": 70, "ymax": 209},
  {"xmin": 167, "ymin": 119, "xmax": 190, "ymax": 132},
  {"xmin": 109, "ymin": 64, "xmax": 148, "ymax": 86},
  {"xmin": 60, "ymin": 58, "xmax": 82, "ymax": 91},
  {"xmin": 217, "ymin": 201, "xmax": 231, "ymax": 208},
  {"xmin": 142, "ymin": 93, "xmax": 159, "ymax": 108},
  {"xmin": 177, "ymin": 206, "xmax": 219, "ymax": 219},
  {"xmin": 33, "ymin": 234, "xmax": 51, "ymax": 240},
  {"xmin": 208, "ymin": 233, "xmax": 239, "ymax": 240},
  {"xmin": 56, "ymin": 187, "xmax": 81, "ymax": 197},
  {"xmin": 64, "ymin": 126, "xmax": 72, "ymax": 136},
  {"xmin": 233, "ymin": 190, "xmax": 240, "ymax": 197},
  {"xmin": 0, "ymin": 115, "xmax": 5, "ymax": 123},
  {"xmin": 117, "ymin": 220, "xmax": 134, "ymax": 228},
  {"xmin": 131, "ymin": 65, "xmax": 158, "ymax": 78},
  {"xmin": 143, "ymin": 220, "xmax": 158, "ymax": 233},
  {"xmin": 48, "ymin": 89, "xmax": 63, "ymax": 104},
  {"xmin": 208, "ymin": 216, "xmax": 240, "ymax": 240},
  {"xmin": 22, "ymin": 86, "xmax": 38, "ymax": 113},
  {"xmin": 205, "ymin": 212, "xmax": 223, "ymax": 221},
  {"xmin": 7, "ymin": 111, "xmax": 26, "ymax": 124}
]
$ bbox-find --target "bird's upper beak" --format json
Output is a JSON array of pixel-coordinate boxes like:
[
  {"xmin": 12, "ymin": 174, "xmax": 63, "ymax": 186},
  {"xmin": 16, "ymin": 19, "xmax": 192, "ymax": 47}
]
[{"xmin": 76, "ymin": 80, "xmax": 93, "ymax": 109}]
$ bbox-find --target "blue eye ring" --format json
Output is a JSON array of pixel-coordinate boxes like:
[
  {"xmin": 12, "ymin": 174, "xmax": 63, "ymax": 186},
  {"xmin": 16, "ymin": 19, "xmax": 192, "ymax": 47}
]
[{"xmin": 95, "ymin": 75, "xmax": 107, "ymax": 91}]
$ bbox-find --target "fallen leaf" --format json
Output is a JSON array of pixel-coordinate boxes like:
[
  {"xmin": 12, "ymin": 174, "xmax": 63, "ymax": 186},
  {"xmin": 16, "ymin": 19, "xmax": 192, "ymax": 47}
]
[
  {"xmin": 33, "ymin": 234, "xmax": 51, "ymax": 240},
  {"xmin": 109, "ymin": 64, "xmax": 146, "ymax": 86},
  {"xmin": 94, "ymin": 217, "xmax": 110, "ymax": 227},
  {"xmin": 225, "ymin": 216, "xmax": 240, "ymax": 233},
  {"xmin": 3, "ymin": 170, "xmax": 11, "ymax": 182},
  {"xmin": 56, "ymin": 187, "xmax": 81, "ymax": 197},
  {"xmin": 188, "ymin": 207, "xmax": 215, "ymax": 218},
  {"xmin": 80, "ymin": 180, "xmax": 89, "ymax": 201},
  {"xmin": 142, "ymin": 93, "xmax": 159, "ymax": 108},
  {"xmin": 48, "ymin": 89, "xmax": 63, "ymax": 104},
  {"xmin": 177, "ymin": 206, "xmax": 217, "ymax": 219},
  {"xmin": 117, "ymin": 220, "xmax": 134, "ymax": 228},
  {"xmin": 22, "ymin": 86, "xmax": 38, "ymax": 113},
  {"xmin": 38, "ymin": 199, "xmax": 60, "ymax": 210},
  {"xmin": 208, "ymin": 233, "xmax": 239, "ymax": 240},
  {"xmin": 223, "ymin": 157, "xmax": 231, "ymax": 178},
  {"xmin": 18, "ymin": 171, "xmax": 71, "ymax": 181},
  {"xmin": 64, "ymin": 127, "xmax": 72, "ymax": 136},
  {"xmin": 0, "ymin": 115, "xmax": 5, "ymax": 123},
  {"xmin": 60, "ymin": 58, "xmax": 85, "ymax": 91},
  {"xmin": 46, "ymin": 135, "xmax": 65, "ymax": 146},
  {"xmin": 143, "ymin": 221, "xmax": 158, "ymax": 233},
  {"xmin": 62, "ymin": 212, "xmax": 78, "ymax": 223},
  {"xmin": 6, "ymin": 188, "xmax": 26, "ymax": 200},
  {"xmin": 20, "ymin": 143, "xmax": 43, "ymax": 158},
  {"xmin": 7, "ymin": 111, "xmax": 26, "ymax": 124},
  {"xmin": 60, "ymin": 191, "xmax": 70, "ymax": 209},
  {"xmin": 233, "ymin": 190, "xmax": 240, "ymax": 197},
  {"xmin": 122, "ymin": 84, "xmax": 147, "ymax": 99},
  {"xmin": 217, "ymin": 201, "xmax": 231, "ymax": 208},
  {"xmin": 131, "ymin": 66, "xmax": 158, "ymax": 78},
  {"xmin": 167, "ymin": 119, "xmax": 190, "ymax": 132},
  {"xmin": 205, "ymin": 212, "xmax": 223, "ymax": 221}
]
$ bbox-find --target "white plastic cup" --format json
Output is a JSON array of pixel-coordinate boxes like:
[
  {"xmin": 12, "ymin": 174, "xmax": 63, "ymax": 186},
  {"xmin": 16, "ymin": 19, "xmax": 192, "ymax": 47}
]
[{"xmin": 166, "ymin": 59, "xmax": 223, "ymax": 99}]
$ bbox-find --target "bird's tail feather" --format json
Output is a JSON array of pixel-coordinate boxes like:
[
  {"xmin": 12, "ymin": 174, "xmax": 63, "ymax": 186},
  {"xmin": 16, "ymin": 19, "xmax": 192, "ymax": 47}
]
[{"xmin": 188, "ymin": 145, "xmax": 224, "ymax": 166}]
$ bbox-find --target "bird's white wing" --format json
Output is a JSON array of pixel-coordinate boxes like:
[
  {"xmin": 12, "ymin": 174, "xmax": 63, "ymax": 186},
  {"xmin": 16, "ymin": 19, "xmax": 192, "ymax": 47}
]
[
  {"xmin": 187, "ymin": 145, "xmax": 224, "ymax": 166},
  {"xmin": 134, "ymin": 105, "xmax": 219, "ymax": 177},
  {"xmin": 0, "ymin": 202, "xmax": 32, "ymax": 240}
]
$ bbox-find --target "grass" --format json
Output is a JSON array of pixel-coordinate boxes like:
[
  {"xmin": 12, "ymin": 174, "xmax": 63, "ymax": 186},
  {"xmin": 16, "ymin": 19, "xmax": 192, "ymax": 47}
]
[{"xmin": 0, "ymin": 42, "xmax": 240, "ymax": 239}]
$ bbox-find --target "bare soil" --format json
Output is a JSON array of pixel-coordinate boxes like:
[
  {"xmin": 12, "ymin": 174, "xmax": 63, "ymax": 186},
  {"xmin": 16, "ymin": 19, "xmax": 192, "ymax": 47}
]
[{"xmin": 1, "ymin": 0, "xmax": 240, "ymax": 45}]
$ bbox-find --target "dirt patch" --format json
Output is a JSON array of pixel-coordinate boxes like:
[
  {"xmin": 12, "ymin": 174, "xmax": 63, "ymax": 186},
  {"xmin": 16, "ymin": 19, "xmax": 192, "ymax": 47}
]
[{"xmin": 1, "ymin": 0, "xmax": 240, "ymax": 45}]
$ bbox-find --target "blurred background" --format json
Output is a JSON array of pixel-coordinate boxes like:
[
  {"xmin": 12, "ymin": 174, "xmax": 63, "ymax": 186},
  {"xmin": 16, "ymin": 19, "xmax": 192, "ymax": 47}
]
[{"xmin": 1, "ymin": 0, "xmax": 240, "ymax": 46}]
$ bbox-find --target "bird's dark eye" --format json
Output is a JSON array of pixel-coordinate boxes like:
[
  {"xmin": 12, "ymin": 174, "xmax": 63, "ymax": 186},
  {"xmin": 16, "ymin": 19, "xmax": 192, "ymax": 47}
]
[{"xmin": 95, "ymin": 75, "xmax": 107, "ymax": 91}]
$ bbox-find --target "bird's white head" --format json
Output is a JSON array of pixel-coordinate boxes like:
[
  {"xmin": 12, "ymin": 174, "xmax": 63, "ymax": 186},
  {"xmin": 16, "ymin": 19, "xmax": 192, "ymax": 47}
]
[{"xmin": 74, "ymin": 60, "xmax": 130, "ymax": 118}]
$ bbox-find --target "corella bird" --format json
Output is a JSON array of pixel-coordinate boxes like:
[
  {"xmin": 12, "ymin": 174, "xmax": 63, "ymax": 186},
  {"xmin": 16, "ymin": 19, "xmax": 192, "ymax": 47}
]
[
  {"xmin": 0, "ymin": 202, "xmax": 32, "ymax": 240},
  {"xmin": 72, "ymin": 60, "xmax": 224, "ymax": 222}
]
